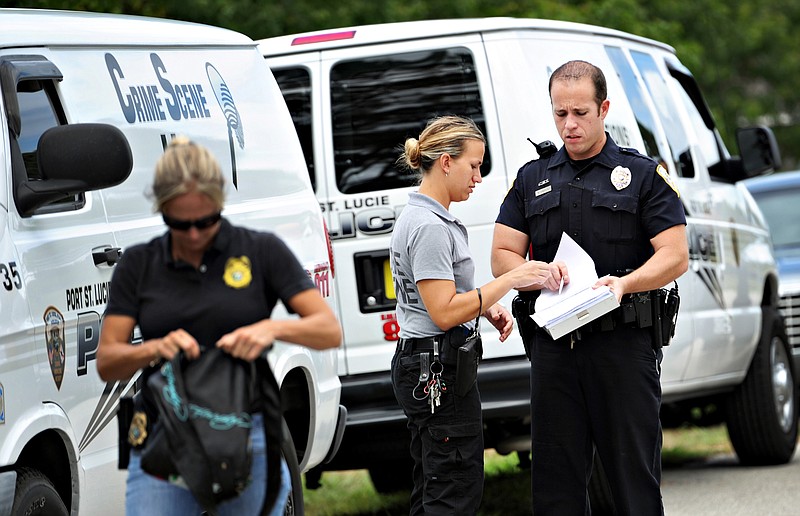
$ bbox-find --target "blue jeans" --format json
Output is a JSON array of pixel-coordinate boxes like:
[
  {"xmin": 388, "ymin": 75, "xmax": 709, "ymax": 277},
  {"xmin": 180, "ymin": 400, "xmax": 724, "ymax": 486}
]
[{"xmin": 126, "ymin": 414, "xmax": 291, "ymax": 515}]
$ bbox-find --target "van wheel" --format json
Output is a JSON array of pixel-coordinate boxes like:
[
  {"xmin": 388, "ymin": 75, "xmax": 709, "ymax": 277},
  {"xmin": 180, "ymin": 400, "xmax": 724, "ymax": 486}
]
[
  {"xmin": 726, "ymin": 306, "xmax": 798, "ymax": 465},
  {"xmin": 12, "ymin": 468, "xmax": 68, "ymax": 516},
  {"xmin": 281, "ymin": 419, "xmax": 304, "ymax": 516}
]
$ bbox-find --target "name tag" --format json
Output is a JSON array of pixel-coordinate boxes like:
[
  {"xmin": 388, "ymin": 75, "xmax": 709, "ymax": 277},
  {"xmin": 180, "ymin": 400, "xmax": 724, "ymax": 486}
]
[{"xmin": 535, "ymin": 186, "xmax": 552, "ymax": 197}]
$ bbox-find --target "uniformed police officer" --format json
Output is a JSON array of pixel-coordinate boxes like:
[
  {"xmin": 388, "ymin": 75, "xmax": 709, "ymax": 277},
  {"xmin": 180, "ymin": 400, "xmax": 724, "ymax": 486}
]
[
  {"xmin": 390, "ymin": 115, "xmax": 559, "ymax": 515},
  {"xmin": 491, "ymin": 60, "xmax": 689, "ymax": 515}
]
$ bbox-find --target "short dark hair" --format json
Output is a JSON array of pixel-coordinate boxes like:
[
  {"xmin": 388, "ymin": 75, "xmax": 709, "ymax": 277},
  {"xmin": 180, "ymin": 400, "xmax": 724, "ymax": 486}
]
[{"xmin": 548, "ymin": 60, "xmax": 607, "ymax": 109}]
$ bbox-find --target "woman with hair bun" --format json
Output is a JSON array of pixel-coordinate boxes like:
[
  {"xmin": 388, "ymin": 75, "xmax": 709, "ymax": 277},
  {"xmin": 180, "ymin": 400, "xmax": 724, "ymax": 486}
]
[{"xmin": 390, "ymin": 116, "xmax": 559, "ymax": 514}]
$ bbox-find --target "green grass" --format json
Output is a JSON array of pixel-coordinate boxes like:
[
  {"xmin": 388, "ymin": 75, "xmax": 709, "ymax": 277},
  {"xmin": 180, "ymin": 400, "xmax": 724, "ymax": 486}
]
[{"xmin": 303, "ymin": 425, "xmax": 733, "ymax": 516}]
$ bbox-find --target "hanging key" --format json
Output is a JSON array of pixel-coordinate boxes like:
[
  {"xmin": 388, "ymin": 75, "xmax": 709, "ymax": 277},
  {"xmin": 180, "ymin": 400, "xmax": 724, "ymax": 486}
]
[
  {"xmin": 429, "ymin": 380, "xmax": 439, "ymax": 413},
  {"xmin": 433, "ymin": 374, "xmax": 442, "ymax": 407}
]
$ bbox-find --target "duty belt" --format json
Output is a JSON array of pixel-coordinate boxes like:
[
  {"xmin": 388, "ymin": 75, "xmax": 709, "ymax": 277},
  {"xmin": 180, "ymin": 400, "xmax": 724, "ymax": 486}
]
[
  {"xmin": 572, "ymin": 292, "xmax": 655, "ymax": 338},
  {"xmin": 398, "ymin": 336, "xmax": 440, "ymax": 353}
]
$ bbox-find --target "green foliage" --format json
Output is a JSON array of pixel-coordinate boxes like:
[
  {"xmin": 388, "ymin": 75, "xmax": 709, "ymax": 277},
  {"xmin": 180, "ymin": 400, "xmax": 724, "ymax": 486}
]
[{"xmin": 3, "ymin": 0, "xmax": 799, "ymax": 164}]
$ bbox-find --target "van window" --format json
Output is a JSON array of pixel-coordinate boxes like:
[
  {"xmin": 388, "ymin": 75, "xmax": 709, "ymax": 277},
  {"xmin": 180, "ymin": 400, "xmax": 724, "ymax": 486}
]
[
  {"xmin": 16, "ymin": 79, "xmax": 82, "ymax": 213},
  {"xmin": 630, "ymin": 51, "xmax": 695, "ymax": 178},
  {"xmin": 329, "ymin": 48, "xmax": 491, "ymax": 194},
  {"xmin": 605, "ymin": 47, "xmax": 667, "ymax": 167},
  {"xmin": 669, "ymin": 74, "xmax": 722, "ymax": 174},
  {"xmin": 273, "ymin": 67, "xmax": 316, "ymax": 191}
]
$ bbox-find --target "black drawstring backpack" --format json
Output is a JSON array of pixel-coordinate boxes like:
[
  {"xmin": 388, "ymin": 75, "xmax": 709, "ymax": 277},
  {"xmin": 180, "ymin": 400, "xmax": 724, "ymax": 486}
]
[{"xmin": 140, "ymin": 347, "xmax": 283, "ymax": 514}]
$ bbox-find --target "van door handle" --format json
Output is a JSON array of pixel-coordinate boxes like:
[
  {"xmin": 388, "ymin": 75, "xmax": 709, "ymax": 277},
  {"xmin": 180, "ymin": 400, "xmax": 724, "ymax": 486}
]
[{"xmin": 93, "ymin": 247, "xmax": 122, "ymax": 266}]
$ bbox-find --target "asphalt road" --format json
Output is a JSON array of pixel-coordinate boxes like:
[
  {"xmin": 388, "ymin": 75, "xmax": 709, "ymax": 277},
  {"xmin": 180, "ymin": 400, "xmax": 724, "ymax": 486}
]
[{"xmin": 661, "ymin": 447, "xmax": 800, "ymax": 515}]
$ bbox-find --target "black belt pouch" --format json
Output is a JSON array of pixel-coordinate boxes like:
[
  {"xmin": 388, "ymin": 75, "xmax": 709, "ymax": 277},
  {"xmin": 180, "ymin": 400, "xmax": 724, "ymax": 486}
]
[
  {"xmin": 454, "ymin": 330, "xmax": 482, "ymax": 396},
  {"xmin": 117, "ymin": 396, "xmax": 133, "ymax": 469}
]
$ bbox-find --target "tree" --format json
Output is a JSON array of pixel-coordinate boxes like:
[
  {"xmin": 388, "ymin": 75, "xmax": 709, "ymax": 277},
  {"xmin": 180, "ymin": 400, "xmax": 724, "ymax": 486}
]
[{"xmin": 4, "ymin": 0, "xmax": 799, "ymax": 167}]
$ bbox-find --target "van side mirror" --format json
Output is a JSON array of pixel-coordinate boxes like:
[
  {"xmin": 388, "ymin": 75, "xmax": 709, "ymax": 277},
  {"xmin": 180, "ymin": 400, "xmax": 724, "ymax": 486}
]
[
  {"xmin": 15, "ymin": 123, "xmax": 133, "ymax": 217},
  {"xmin": 736, "ymin": 126, "xmax": 781, "ymax": 178}
]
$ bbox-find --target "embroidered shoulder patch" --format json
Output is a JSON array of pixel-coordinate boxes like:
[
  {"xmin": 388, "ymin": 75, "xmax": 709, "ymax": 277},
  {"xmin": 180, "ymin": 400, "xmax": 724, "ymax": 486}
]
[{"xmin": 656, "ymin": 164, "xmax": 680, "ymax": 198}]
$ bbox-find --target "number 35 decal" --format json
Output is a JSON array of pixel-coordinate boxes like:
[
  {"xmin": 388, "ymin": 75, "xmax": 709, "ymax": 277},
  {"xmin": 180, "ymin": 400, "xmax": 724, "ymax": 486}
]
[{"xmin": 1, "ymin": 261, "xmax": 23, "ymax": 291}]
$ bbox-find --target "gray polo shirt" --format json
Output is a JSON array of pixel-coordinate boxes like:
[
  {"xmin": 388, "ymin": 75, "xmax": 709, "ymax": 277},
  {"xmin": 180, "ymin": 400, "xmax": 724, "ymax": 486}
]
[{"xmin": 390, "ymin": 192, "xmax": 476, "ymax": 338}]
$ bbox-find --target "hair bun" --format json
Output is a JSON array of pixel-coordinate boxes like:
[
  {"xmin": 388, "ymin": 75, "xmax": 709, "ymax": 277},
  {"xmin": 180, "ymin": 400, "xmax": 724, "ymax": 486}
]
[
  {"xmin": 404, "ymin": 138, "xmax": 421, "ymax": 170},
  {"xmin": 169, "ymin": 135, "xmax": 192, "ymax": 147}
]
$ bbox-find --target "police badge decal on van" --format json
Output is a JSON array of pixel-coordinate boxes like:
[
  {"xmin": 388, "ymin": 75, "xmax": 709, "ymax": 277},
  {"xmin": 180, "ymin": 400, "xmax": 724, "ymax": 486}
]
[{"xmin": 43, "ymin": 306, "xmax": 66, "ymax": 390}]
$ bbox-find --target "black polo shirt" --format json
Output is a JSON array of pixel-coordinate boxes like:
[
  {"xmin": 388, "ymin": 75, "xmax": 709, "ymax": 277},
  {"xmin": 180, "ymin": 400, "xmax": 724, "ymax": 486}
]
[
  {"xmin": 497, "ymin": 134, "xmax": 686, "ymax": 277},
  {"xmin": 105, "ymin": 218, "xmax": 315, "ymax": 350}
]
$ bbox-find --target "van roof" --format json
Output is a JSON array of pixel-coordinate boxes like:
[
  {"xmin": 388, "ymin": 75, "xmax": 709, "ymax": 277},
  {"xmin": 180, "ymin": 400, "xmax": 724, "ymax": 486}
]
[
  {"xmin": 258, "ymin": 17, "xmax": 674, "ymax": 57},
  {"xmin": 0, "ymin": 8, "xmax": 253, "ymax": 48}
]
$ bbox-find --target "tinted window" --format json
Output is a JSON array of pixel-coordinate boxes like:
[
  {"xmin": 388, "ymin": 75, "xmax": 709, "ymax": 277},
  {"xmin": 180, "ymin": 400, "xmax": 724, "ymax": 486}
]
[
  {"xmin": 18, "ymin": 81, "xmax": 61, "ymax": 180},
  {"xmin": 17, "ymin": 80, "xmax": 81, "ymax": 212},
  {"xmin": 605, "ymin": 47, "xmax": 666, "ymax": 166},
  {"xmin": 631, "ymin": 51, "xmax": 695, "ymax": 178},
  {"xmin": 272, "ymin": 67, "xmax": 316, "ymax": 190},
  {"xmin": 669, "ymin": 74, "xmax": 722, "ymax": 173},
  {"xmin": 750, "ymin": 186, "xmax": 800, "ymax": 249},
  {"xmin": 330, "ymin": 48, "xmax": 491, "ymax": 194}
]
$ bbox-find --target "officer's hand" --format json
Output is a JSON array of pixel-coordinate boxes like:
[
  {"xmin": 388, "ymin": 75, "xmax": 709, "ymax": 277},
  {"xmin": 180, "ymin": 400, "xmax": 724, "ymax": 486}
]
[
  {"xmin": 217, "ymin": 319, "xmax": 276, "ymax": 362},
  {"xmin": 484, "ymin": 303, "xmax": 513, "ymax": 341},
  {"xmin": 594, "ymin": 275, "xmax": 624, "ymax": 303},
  {"xmin": 158, "ymin": 328, "xmax": 201, "ymax": 361}
]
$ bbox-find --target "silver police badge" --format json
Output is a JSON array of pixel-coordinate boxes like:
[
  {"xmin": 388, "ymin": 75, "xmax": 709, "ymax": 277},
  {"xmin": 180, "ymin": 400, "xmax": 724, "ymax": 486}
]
[
  {"xmin": 44, "ymin": 306, "xmax": 66, "ymax": 390},
  {"xmin": 610, "ymin": 166, "xmax": 632, "ymax": 190}
]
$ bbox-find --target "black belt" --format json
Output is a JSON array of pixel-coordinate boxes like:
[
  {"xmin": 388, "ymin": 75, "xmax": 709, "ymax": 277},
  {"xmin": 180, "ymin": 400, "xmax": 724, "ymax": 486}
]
[
  {"xmin": 398, "ymin": 336, "xmax": 440, "ymax": 353},
  {"xmin": 577, "ymin": 294, "xmax": 652, "ymax": 335}
]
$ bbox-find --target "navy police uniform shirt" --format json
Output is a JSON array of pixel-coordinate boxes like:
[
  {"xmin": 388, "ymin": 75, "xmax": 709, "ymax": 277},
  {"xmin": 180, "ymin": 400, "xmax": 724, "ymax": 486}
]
[
  {"xmin": 105, "ymin": 218, "xmax": 315, "ymax": 351},
  {"xmin": 496, "ymin": 134, "xmax": 686, "ymax": 277}
]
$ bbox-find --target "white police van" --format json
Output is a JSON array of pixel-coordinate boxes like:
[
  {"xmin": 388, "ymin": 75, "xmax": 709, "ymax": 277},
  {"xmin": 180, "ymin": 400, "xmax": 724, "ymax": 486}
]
[
  {"xmin": 259, "ymin": 17, "xmax": 797, "ymax": 492},
  {"xmin": 0, "ymin": 8, "xmax": 344, "ymax": 515}
]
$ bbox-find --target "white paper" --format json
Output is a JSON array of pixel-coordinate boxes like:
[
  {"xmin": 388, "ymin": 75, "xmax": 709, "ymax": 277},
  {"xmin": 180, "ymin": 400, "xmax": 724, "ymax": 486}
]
[{"xmin": 532, "ymin": 232, "xmax": 617, "ymax": 329}]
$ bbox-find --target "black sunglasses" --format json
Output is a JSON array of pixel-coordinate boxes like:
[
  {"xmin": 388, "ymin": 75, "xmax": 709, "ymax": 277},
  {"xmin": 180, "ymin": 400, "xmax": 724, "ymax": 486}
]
[{"xmin": 162, "ymin": 212, "xmax": 222, "ymax": 231}]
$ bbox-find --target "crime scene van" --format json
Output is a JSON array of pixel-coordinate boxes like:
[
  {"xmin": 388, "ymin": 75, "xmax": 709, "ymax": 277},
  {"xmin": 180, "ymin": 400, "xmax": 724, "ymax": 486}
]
[
  {"xmin": 259, "ymin": 17, "xmax": 797, "ymax": 492},
  {"xmin": 0, "ymin": 8, "xmax": 345, "ymax": 515}
]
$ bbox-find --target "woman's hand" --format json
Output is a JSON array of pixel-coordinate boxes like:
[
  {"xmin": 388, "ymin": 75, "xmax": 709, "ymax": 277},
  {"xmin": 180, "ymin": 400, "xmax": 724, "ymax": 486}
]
[
  {"xmin": 509, "ymin": 260, "xmax": 567, "ymax": 291},
  {"xmin": 159, "ymin": 328, "xmax": 201, "ymax": 360},
  {"xmin": 216, "ymin": 320, "xmax": 276, "ymax": 361},
  {"xmin": 484, "ymin": 303, "xmax": 513, "ymax": 342}
]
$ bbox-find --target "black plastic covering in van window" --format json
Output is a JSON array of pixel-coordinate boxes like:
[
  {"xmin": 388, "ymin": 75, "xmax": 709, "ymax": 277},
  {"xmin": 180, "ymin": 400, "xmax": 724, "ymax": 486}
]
[{"xmin": 329, "ymin": 48, "xmax": 491, "ymax": 194}]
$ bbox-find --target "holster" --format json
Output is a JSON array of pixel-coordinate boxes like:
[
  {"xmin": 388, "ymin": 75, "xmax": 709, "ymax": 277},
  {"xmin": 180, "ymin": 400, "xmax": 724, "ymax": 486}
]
[
  {"xmin": 117, "ymin": 395, "xmax": 134, "ymax": 470},
  {"xmin": 512, "ymin": 293, "xmax": 537, "ymax": 360},
  {"xmin": 649, "ymin": 282, "xmax": 680, "ymax": 349}
]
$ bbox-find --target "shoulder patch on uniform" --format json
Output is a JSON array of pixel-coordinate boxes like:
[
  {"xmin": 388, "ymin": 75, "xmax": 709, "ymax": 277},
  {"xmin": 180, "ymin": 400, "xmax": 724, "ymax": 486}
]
[{"xmin": 656, "ymin": 164, "xmax": 680, "ymax": 198}]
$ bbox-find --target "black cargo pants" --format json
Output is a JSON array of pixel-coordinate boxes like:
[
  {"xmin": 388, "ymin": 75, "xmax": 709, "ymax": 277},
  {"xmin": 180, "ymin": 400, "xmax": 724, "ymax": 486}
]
[{"xmin": 391, "ymin": 338, "xmax": 484, "ymax": 516}]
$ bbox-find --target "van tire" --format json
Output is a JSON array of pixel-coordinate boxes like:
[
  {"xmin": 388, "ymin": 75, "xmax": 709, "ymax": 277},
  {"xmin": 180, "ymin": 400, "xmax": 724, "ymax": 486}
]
[
  {"xmin": 726, "ymin": 306, "xmax": 798, "ymax": 465},
  {"xmin": 281, "ymin": 418, "xmax": 304, "ymax": 516},
  {"xmin": 11, "ymin": 468, "xmax": 68, "ymax": 516}
]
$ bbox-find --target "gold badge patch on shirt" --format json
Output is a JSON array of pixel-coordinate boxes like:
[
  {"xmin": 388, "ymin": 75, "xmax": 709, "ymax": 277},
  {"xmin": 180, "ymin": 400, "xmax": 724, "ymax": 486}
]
[
  {"xmin": 656, "ymin": 164, "xmax": 680, "ymax": 198},
  {"xmin": 224, "ymin": 256, "xmax": 252, "ymax": 289}
]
